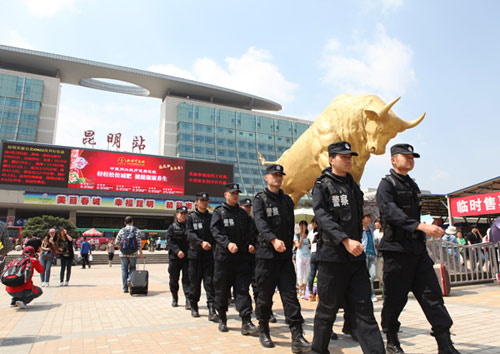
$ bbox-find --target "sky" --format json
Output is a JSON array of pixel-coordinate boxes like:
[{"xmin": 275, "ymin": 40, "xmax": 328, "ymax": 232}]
[{"xmin": 1, "ymin": 0, "xmax": 499, "ymax": 194}]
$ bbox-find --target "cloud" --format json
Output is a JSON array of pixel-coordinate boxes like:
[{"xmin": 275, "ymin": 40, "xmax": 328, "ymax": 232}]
[
  {"xmin": 22, "ymin": 0, "xmax": 77, "ymax": 17},
  {"xmin": 4, "ymin": 30, "xmax": 35, "ymax": 50},
  {"xmin": 361, "ymin": 0, "xmax": 404, "ymax": 13},
  {"xmin": 148, "ymin": 47, "xmax": 298, "ymax": 106},
  {"xmin": 320, "ymin": 24, "xmax": 416, "ymax": 99}
]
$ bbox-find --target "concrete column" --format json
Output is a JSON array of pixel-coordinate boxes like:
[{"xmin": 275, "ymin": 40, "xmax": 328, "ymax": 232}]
[{"xmin": 69, "ymin": 210, "xmax": 77, "ymax": 225}]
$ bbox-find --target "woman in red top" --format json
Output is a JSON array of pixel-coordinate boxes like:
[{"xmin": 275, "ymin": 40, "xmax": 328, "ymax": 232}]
[{"xmin": 6, "ymin": 246, "xmax": 44, "ymax": 309}]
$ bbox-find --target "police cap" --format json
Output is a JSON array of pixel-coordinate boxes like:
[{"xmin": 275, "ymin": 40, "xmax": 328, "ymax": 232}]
[
  {"xmin": 195, "ymin": 192, "xmax": 209, "ymax": 200},
  {"xmin": 224, "ymin": 183, "xmax": 241, "ymax": 193},
  {"xmin": 240, "ymin": 198, "xmax": 252, "ymax": 206},
  {"xmin": 176, "ymin": 206, "xmax": 188, "ymax": 213},
  {"xmin": 328, "ymin": 141, "xmax": 358, "ymax": 156},
  {"xmin": 265, "ymin": 164, "xmax": 286, "ymax": 175},
  {"xmin": 390, "ymin": 143, "xmax": 420, "ymax": 158}
]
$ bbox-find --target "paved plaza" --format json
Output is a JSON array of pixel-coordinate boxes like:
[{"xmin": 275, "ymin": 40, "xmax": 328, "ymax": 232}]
[{"xmin": 0, "ymin": 260, "xmax": 499, "ymax": 354}]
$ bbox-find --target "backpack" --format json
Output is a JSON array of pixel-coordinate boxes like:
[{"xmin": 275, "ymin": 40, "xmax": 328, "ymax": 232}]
[
  {"xmin": 120, "ymin": 227, "xmax": 138, "ymax": 255},
  {"xmin": 1, "ymin": 255, "xmax": 33, "ymax": 287}
]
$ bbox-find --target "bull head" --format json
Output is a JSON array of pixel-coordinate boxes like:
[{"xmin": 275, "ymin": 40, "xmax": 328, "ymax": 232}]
[{"xmin": 364, "ymin": 97, "xmax": 425, "ymax": 155}]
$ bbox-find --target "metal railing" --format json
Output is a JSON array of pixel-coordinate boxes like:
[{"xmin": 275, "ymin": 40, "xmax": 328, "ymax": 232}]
[{"xmin": 427, "ymin": 239, "xmax": 500, "ymax": 286}]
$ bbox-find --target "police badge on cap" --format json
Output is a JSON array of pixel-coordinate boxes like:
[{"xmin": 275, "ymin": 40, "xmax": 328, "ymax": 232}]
[
  {"xmin": 224, "ymin": 183, "xmax": 241, "ymax": 193},
  {"xmin": 176, "ymin": 206, "xmax": 188, "ymax": 213},
  {"xmin": 195, "ymin": 192, "xmax": 209, "ymax": 200},
  {"xmin": 265, "ymin": 164, "xmax": 286, "ymax": 175},
  {"xmin": 390, "ymin": 144, "xmax": 420, "ymax": 158},
  {"xmin": 328, "ymin": 141, "xmax": 359, "ymax": 156},
  {"xmin": 240, "ymin": 198, "xmax": 252, "ymax": 206}
]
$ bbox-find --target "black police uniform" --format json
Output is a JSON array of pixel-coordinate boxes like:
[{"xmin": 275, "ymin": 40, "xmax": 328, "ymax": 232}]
[
  {"xmin": 312, "ymin": 147, "xmax": 385, "ymax": 354},
  {"xmin": 210, "ymin": 195, "xmax": 256, "ymax": 327},
  {"xmin": 186, "ymin": 200, "xmax": 217, "ymax": 318},
  {"xmin": 166, "ymin": 213, "xmax": 190, "ymax": 306},
  {"xmin": 253, "ymin": 177, "xmax": 310, "ymax": 352},
  {"xmin": 240, "ymin": 198, "xmax": 259, "ymax": 304},
  {"xmin": 376, "ymin": 165, "xmax": 454, "ymax": 344}
]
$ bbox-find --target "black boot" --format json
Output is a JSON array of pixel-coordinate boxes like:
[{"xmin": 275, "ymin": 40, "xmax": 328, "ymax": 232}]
[
  {"xmin": 191, "ymin": 303, "xmax": 200, "ymax": 318},
  {"xmin": 330, "ymin": 330, "xmax": 338, "ymax": 340},
  {"xmin": 433, "ymin": 332, "xmax": 461, "ymax": 354},
  {"xmin": 269, "ymin": 311, "xmax": 277, "ymax": 323},
  {"xmin": 185, "ymin": 301, "xmax": 191, "ymax": 310},
  {"xmin": 218, "ymin": 312, "xmax": 228, "ymax": 332},
  {"xmin": 241, "ymin": 316, "xmax": 259, "ymax": 336},
  {"xmin": 208, "ymin": 303, "xmax": 219, "ymax": 322},
  {"xmin": 171, "ymin": 293, "xmax": 178, "ymax": 307},
  {"xmin": 290, "ymin": 323, "xmax": 311, "ymax": 353},
  {"xmin": 259, "ymin": 321, "xmax": 275, "ymax": 348},
  {"xmin": 386, "ymin": 332, "xmax": 405, "ymax": 354}
]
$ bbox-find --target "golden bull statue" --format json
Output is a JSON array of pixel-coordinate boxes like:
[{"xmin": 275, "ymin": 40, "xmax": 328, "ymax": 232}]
[{"xmin": 259, "ymin": 94, "xmax": 425, "ymax": 206}]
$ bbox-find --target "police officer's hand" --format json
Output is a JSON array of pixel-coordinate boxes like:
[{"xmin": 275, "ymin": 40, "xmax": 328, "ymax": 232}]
[
  {"xmin": 248, "ymin": 245, "xmax": 255, "ymax": 254},
  {"xmin": 341, "ymin": 238, "xmax": 364, "ymax": 257},
  {"xmin": 417, "ymin": 223, "xmax": 444, "ymax": 238},
  {"xmin": 271, "ymin": 238, "xmax": 286, "ymax": 253},
  {"xmin": 227, "ymin": 242, "xmax": 238, "ymax": 254},
  {"xmin": 177, "ymin": 250, "xmax": 185, "ymax": 258},
  {"xmin": 200, "ymin": 241, "xmax": 212, "ymax": 251}
]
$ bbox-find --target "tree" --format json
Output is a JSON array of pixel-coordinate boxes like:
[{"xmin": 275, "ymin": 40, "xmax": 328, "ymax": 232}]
[{"xmin": 22, "ymin": 215, "xmax": 79, "ymax": 239}]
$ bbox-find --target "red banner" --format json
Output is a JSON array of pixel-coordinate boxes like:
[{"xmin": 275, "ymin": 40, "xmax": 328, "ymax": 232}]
[
  {"xmin": 450, "ymin": 191, "xmax": 500, "ymax": 217},
  {"xmin": 68, "ymin": 149, "xmax": 185, "ymax": 194}
]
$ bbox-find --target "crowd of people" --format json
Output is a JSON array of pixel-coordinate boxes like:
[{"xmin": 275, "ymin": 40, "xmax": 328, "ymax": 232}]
[{"xmin": 1, "ymin": 141, "xmax": 469, "ymax": 354}]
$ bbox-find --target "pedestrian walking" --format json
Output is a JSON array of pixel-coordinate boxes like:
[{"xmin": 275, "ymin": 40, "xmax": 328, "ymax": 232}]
[
  {"xmin": 311, "ymin": 142, "xmax": 384, "ymax": 354},
  {"xmin": 253, "ymin": 164, "xmax": 311, "ymax": 352},
  {"xmin": 376, "ymin": 143, "xmax": 460, "ymax": 354},
  {"xmin": 115, "ymin": 216, "xmax": 144, "ymax": 293},
  {"xmin": 58, "ymin": 228, "xmax": 74, "ymax": 286}
]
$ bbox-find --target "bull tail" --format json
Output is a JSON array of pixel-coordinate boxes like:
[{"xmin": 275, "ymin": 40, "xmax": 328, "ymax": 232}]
[{"xmin": 258, "ymin": 152, "xmax": 275, "ymax": 166}]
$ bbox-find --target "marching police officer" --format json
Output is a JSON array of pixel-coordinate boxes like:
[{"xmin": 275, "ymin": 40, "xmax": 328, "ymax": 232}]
[
  {"xmin": 186, "ymin": 192, "xmax": 218, "ymax": 321},
  {"xmin": 210, "ymin": 183, "xmax": 258, "ymax": 335},
  {"xmin": 376, "ymin": 144, "xmax": 460, "ymax": 354},
  {"xmin": 253, "ymin": 164, "xmax": 311, "ymax": 353},
  {"xmin": 311, "ymin": 142, "xmax": 384, "ymax": 354},
  {"xmin": 167, "ymin": 206, "xmax": 191, "ymax": 309}
]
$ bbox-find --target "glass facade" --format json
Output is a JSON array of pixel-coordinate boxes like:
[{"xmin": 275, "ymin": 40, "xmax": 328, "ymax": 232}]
[
  {"xmin": 176, "ymin": 102, "xmax": 310, "ymax": 196},
  {"xmin": 0, "ymin": 73, "xmax": 43, "ymax": 143}
]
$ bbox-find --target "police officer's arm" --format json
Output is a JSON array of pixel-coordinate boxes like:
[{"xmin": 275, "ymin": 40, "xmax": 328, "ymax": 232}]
[
  {"xmin": 376, "ymin": 179, "xmax": 443, "ymax": 238},
  {"xmin": 252, "ymin": 195, "xmax": 277, "ymax": 244},
  {"xmin": 312, "ymin": 182, "xmax": 349, "ymax": 245},
  {"xmin": 246, "ymin": 214, "xmax": 257, "ymax": 254},
  {"xmin": 210, "ymin": 210, "xmax": 230, "ymax": 248},
  {"xmin": 186, "ymin": 214, "xmax": 203, "ymax": 246},
  {"xmin": 166, "ymin": 225, "xmax": 180, "ymax": 255}
]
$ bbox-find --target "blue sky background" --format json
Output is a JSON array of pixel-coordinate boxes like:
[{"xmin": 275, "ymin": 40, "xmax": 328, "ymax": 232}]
[{"xmin": 1, "ymin": 0, "xmax": 499, "ymax": 194}]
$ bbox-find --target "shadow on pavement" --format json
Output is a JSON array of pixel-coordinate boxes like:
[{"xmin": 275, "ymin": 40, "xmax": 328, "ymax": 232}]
[{"xmin": 0, "ymin": 335, "xmax": 62, "ymax": 346}]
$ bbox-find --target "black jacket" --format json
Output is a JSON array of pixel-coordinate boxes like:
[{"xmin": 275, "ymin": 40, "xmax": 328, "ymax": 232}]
[
  {"xmin": 186, "ymin": 208, "xmax": 214, "ymax": 259},
  {"xmin": 376, "ymin": 169, "xmax": 426, "ymax": 254},
  {"xmin": 253, "ymin": 188, "xmax": 295, "ymax": 260},
  {"xmin": 312, "ymin": 167, "xmax": 365, "ymax": 262},
  {"xmin": 166, "ymin": 220, "xmax": 189, "ymax": 260},
  {"xmin": 210, "ymin": 202, "xmax": 256, "ymax": 262}
]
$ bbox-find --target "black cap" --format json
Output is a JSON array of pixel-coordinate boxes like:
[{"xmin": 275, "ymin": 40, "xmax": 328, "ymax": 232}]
[
  {"xmin": 176, "ymin": 206, "xmax": 188, "ymax": 213},
  {"xmin": 240, "ymin": 198, "xmax": 252, "ymax": 206},
  {"xmin": 265, "ymin": 164, "xmax": 286, "ymax": 175},
  {"xmin": 224, "ymin": 183, "xmax": 241, "ymax": 193},
  {"xmin": 195, "ymin": 192, "xmax": 209, "ymax": 200},
  {"xmin": 328, "ymin": 141, "xmax": 358, "ymax": 156},
  {"xmin": 390, "ymin": 144, "xmax": 420, "ymax": 158}
]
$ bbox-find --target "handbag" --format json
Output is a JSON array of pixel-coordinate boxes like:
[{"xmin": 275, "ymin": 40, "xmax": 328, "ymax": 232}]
[
  {"xmin": 89, "ymin": 254, "xmax": 93, "ymax": 262},
  {"xmin": 41, "ymin": 251, "xmax": 52, "ymax": 260}
]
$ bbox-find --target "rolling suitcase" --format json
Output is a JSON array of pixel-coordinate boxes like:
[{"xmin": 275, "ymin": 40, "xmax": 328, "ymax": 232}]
[
  {"xmin": 433, "ymin": 263, "xmax": 451, "ymax": 296},
  {"xmin": 130, "ymin": 258, "xmax": 148, "ymax": 295}
]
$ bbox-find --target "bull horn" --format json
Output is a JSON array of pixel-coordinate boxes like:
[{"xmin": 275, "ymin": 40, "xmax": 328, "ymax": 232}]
[
  {"xmin": 379, "ymin": 97, "xmax": 401, "ymax": 118},
  {"xmin": 402, "ymin": 112, "xmax": 426, "ymax": 129}
]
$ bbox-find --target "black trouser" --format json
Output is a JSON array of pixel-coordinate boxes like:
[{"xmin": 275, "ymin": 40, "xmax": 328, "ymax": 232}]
[
  {"xmin": 255, "ymin": 258, "xmax": 303, "ymax": 325},
  {"xmin": 168, "ymin": 257, "xmax": 190, "ymax": 299},
  {"xmin": 381, "ymin": 251, "xmax": 453, "ymax": 335},
  {"xmin": 81, "ymin": 253, "xmax": 90, "ymax": 268},
  {"xmin": 188, "ymin": 255, "xmax": 215, "ymax": 306},
  {"xmin": 60, "ymin": 257, "xmax": 72, "ymax": 282},
  {"xmin": 214, "ymin": 259, "xmax": 252, "ymax": 318},
  {"xmin": 312, "ymin": 261, "xmax": 385, "ymax": 354}
]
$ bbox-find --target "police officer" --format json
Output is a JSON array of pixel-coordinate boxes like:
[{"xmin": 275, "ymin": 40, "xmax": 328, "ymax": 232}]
[
  {"xmin": 376, "ymin": 144, "xmax": 460, "ymax": 354},
  {"xmin": 311, "ymin": 142, "xmax": 384, "ymax": 354},
  {"xmin": 240, "ymin": 197, "xmax": 277, "ymax": 324},
  {"xmin": 167, "ymin": 206, "xmax": 191, "ymax": 309},
  {"xmin": 186, "ymin": 192, "xmax": 218, "ymax": 321},
  {"xmin": 210, "ymin": 183, "xmax": 258, "ymax": 335},
  {"xmin": 253, "ymin": 164, "xmax": 311, "ymax": 352}
]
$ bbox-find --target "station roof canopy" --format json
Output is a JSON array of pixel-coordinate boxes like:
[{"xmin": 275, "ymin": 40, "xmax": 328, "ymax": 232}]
[
  {"xmin": 447, "ymin": 176, "xmax": 500, "ymax": 198},
  {"xmin": 0, "ymin": 45, "xmax": 282, "ymax": 111},
  {"xmin": 420, "ymin": 194, "xmax": 449, "ymax": 218}
]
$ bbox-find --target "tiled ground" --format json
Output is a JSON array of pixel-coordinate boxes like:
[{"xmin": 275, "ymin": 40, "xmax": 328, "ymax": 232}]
[{"xmin": 0, "ymin": 261, "xmax": 499, "ymax": 353}]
